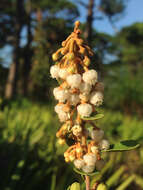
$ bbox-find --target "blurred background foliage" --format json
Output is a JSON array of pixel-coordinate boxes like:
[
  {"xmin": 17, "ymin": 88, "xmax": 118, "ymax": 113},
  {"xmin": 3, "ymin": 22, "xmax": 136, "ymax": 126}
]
[{"xmin": 0, "ymin": 0, "xmax": 143, "ymax": 189}]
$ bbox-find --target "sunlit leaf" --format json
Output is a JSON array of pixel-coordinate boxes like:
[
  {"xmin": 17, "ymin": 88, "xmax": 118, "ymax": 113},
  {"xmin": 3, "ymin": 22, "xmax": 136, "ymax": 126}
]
[
  {"xmin": 70, "ymin": 182, "xmax": 80, "ymax": 190},
  {"xmin": 81, "ymin": 114, "xmax": 104, "ymax": 121},
  {"xmin": 102, "ymin": 140, "xmax": 140, "ymax": 152}
]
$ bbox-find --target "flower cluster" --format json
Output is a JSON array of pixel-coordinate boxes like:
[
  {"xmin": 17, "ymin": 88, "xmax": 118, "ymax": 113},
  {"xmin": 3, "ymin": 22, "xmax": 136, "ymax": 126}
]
[{"xmin": 50, "ymin": 21, "xmax": 109, "ymax": 173}]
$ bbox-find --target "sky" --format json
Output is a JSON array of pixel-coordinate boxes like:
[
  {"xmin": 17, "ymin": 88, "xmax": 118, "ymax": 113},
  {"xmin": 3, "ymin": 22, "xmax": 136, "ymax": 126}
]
[
  {"xmin": 76, "ymin": 0, "xmax": 143, "ymax": 35},
  {"xmin": 1, "ymin": 0, "xmax": 143, "ymax": 66}
]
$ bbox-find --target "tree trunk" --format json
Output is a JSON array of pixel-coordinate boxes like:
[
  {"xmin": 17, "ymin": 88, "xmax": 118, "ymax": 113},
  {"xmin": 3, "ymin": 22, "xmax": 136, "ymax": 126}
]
[
  {"xmin": 5, "ymin": 0, "xmax": 24, "ymax": 99},
  {"xmin": 84, "ymin": 0, "xmax": 95, "ymax": 45},
  {"xmin": 84, "ymin": 0, "xmax": 101, "ymax": 75},
  {"xmin": 22, "ymin": 0, "xmax": 32, "ymax": 96}
]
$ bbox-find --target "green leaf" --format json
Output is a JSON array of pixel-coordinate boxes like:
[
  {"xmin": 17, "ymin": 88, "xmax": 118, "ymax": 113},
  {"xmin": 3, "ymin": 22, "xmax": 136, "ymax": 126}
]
[
  {"xmin": 70, "ymin": 182, "xmax": 80, "ymax": 190},
  {"xmin": 116, "ymin": 175, "xmax": 135, "ymax": 190},
  {"xmin": 73, "ymin": 168, "xmax": 99, "ymax": 176},
  {"xmin": 67, "ymin": 185, "xmax": 71, "ymax": 190},
  {"xmin": 97, "ymin": 183, "xmax": 108, "ymax": 190},
  {"xmin": 102, "ymin": 140, "xmax": 140, "ymax": 152},
  {"xmin": 11, "ymin": 174, "xmax": 20, "ymax": 181},
  {"xmin": 17, "ymin": 160, "xmax": 25, "ymax": 168},
  {"xmin": 81, "ymin": 114, "xmax": 104, "ymax": 121},
  {"xmin": 134, "ymin": 174, "xmax": 143, "ymax": 188}
]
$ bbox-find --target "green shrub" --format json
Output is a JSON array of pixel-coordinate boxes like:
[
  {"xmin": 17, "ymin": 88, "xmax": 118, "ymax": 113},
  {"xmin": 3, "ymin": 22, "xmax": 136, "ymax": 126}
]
[
  {"xmin": 0, "ymin": 101, "xmax": 77, "ymax": 190},
  {"xmin": 104, "ymin": 65, "xmax": 143, "ymax": 117},
  {"xmin": 0, "ymin": 101, "xmax": 143, "ymax": 190}
]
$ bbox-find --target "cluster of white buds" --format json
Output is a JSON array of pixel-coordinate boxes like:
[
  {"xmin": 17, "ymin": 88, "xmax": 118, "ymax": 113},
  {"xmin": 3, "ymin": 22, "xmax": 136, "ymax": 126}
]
[
  {"xmin": 71, "ymin": 129, "xmax": 109, "ymax": 173},
  {"xmin": 51, "ymin": 21, "xmax": 110, "ymax": 174}
]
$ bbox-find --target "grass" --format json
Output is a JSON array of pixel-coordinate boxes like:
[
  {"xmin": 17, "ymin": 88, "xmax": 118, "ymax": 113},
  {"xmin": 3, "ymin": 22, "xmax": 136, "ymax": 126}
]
[{"xmin": 0, "ymin": 99, "xmax": 143, "ymax": 190}]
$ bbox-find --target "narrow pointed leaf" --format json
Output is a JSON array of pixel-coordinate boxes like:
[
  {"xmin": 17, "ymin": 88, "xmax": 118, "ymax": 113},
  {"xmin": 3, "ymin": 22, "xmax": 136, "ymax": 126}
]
[
  {"xmin": 134, "ymin": 174, "xmax": 143, "ymax": 188},
  {"xmin": 81, "ymin": 114, "xmax": 104, "ymax": 121},
  {"xmin": 102, "ymin": 140, "xmax": 140, "ymax": 152},
  {"xmin": 116, "ymin": 175, "xmax": 135, "ymax": 190}
]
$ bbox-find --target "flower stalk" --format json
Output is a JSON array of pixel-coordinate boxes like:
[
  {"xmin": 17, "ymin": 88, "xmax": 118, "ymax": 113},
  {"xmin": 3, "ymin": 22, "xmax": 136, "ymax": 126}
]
[{"xmin": 85, "ymin": 175, "xmax": 90, "ymax": 190}]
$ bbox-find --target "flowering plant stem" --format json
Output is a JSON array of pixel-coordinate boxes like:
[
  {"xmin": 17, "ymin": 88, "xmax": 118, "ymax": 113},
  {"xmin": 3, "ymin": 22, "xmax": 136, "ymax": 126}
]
[
  {"xmin": 49, "ymin": 20, "xmax": 139, "ymax": 190},
  {"xmin": 85, "ymin": 175, "xmax": 90, "ymax": 190}
]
